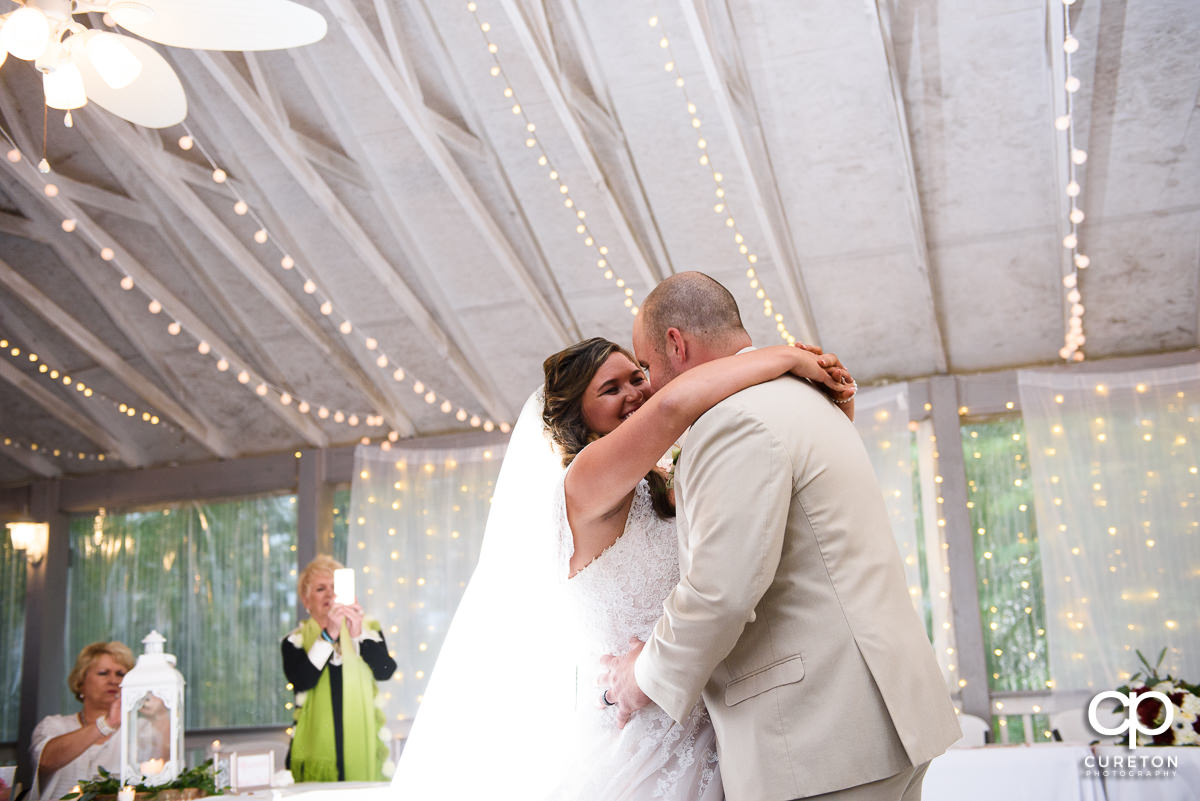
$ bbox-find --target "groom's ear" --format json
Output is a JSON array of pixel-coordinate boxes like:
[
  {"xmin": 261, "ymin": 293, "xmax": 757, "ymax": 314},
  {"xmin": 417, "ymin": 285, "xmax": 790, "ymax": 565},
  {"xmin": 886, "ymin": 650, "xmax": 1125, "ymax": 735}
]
[{"xmin": 665, "ymin": 327, "xmax": 687, "ymax": 365}]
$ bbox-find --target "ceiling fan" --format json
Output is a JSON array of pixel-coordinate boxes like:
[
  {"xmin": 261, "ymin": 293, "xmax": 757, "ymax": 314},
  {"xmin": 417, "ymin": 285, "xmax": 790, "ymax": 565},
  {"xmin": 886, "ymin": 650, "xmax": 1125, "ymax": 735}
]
[{"xmin": 0, "ymin": 0, "xmax": 327, "ymax": 128}]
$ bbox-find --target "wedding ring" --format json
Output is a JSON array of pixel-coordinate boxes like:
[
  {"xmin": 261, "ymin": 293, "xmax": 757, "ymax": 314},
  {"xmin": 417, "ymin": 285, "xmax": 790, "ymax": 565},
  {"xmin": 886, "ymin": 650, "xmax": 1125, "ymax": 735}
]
[{"xmin": 602, "ymin": 689, "xmax": 616, "ymax": 706}]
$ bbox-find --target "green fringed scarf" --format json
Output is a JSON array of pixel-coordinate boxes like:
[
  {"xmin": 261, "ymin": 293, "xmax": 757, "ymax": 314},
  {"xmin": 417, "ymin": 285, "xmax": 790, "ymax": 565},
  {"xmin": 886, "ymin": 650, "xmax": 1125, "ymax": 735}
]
[{"xmin": 289, "ymin": 618, "xmax": 388, "ymax": 782}]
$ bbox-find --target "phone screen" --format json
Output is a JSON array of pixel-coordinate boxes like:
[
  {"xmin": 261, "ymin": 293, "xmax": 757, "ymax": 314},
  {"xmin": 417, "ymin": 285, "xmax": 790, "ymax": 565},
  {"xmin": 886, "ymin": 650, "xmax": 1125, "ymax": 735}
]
[{"xmin": 333, "ymin": 568, "xmax": 355, "ymax": 605}]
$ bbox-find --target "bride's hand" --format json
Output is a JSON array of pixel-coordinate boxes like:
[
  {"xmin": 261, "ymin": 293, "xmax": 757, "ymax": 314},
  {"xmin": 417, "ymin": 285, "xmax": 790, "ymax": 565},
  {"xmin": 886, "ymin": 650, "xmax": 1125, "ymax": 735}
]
[{"xmin": 792, "ymin": 343, "xmax": 856, "ymax": 404}]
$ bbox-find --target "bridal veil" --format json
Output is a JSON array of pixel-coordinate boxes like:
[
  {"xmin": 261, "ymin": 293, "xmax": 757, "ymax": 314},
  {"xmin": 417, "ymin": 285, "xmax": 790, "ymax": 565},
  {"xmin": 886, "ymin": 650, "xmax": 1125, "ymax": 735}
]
[{"xmin": 385, "ymin": 389, "xmax": 579, "ymax": 798}]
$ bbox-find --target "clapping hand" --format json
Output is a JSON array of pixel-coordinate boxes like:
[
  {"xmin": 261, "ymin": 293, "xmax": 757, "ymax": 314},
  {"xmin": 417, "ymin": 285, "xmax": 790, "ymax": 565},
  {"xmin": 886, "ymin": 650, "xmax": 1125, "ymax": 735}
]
[{"xmin": 105, "ymin": 695, "xmax": 122, "ymax": 735}]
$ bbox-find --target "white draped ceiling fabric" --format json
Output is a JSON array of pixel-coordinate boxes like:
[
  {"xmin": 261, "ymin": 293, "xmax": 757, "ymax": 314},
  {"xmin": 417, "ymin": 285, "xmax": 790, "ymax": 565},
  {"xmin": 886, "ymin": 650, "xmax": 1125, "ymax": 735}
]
[
  {"xmin": 346, "ymin": 442, "xmax": 505, "ymax": 736},
  {"xmin": 1018, "ymin": 364, "xmax": 1200, "ymax": 690}
]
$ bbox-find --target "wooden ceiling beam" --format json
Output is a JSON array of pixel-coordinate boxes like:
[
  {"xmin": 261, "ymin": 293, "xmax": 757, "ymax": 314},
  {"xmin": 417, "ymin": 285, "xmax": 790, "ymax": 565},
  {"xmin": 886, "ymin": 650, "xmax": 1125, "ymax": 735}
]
[
  {"xmin": 293, "ymin": 130, "xmax": 371, "ymax": 188},
  {"xmin": 244, "ymin": 52, "xmax": 291, "ymax": 129},
  {"xmin": 185, "ymin": 51, "xmax": 501, "ymax": 426},
  {"xmin": 404, "ymin": 0, "xmax": 579, "ymax": 334},
  {"xmin": 0, "ymin": 357, "xmax": 143, "ymax": 466},
  {"xmin": 556, "ymin": 0, "xmax": 678, "ymax": 280},
  {"xmin": 0, "ymin": 440, "xmax": 61, "ymax": 478},
  {"xmin": 0, "ymin": 255, "xmax": 239, "ymax": 458},
  {"xmin": 498, "ymin": 0, "xmax": 666, "ymax": 290},
  {"xmin": 162, "ymin": 149, "xmax": 239, "ymax": 198},
  {"xmin": 287, "ymin": 48, "xmax": 516, "ymax": 425},
  {"xmin": 0, "ymin": 292, "xmax": 150, "ymax": 467},
  {"xmin": 677, "ymin": 0, "xmax": 819, "ymax": 345},
  {"xmin": 189, "ymin": 45, "xmax": 525, "ymax": 422},
  {"xmin": 83, "ymin": 109, "xmax": 402, "ymax": 440},
  {"xmin": 43, "ymin": 171, "xmax": 156, "ymax": 224},
  {"xmin": 869, "ymin": 1, "xmax": 949, "ymax": 373},
  {"xmin": 0, "ymin": 199, "xmax": 195, "ymax": 468},
  {"xmin": 373, "ymin": 0, "xmax": 425, "ymax": 102},
  {"xmin": 370, "ymin": 2, "xmax": 486, "ymax": 160},
  {"xmin": 77, "ymin": 136, "xmax": 371, "ymax": 437},
  {"xmin": 323, "ymin": 0, "xmax": 577, "ymax": 348},
  {"xmin": 0, "ymin": 210, "xmax": 47, "ymax": 242},
  {"xmin": 0, "ymin": 99, "xmax": 249, "ymax": 458}
]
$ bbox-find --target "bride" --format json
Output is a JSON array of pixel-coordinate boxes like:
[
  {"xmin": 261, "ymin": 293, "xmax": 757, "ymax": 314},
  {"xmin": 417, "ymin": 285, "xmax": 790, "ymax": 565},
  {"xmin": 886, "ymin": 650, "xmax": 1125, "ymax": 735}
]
[{"xmin": 380, "ymin": 338, "xmax": 855, "ymax": 799}]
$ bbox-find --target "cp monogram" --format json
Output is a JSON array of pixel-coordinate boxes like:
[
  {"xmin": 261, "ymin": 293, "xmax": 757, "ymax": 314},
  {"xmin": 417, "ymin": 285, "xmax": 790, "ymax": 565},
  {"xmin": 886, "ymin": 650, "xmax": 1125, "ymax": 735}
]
[{"xmin": 1088, "ymin": 690, "xmax": 1174, "ymax": 749}]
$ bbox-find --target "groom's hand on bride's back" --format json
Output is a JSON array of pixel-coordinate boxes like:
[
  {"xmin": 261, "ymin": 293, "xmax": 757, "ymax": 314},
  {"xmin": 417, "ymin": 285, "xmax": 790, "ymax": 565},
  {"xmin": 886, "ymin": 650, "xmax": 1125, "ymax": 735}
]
[{"xmin": 601, "ymin": 637, "xmax": 652, "ymax": 728}]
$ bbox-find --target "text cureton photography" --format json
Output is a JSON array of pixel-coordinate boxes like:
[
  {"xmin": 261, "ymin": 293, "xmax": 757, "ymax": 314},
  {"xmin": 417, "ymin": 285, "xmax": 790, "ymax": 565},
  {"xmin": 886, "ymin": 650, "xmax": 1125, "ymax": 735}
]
[{"xmin": 1082, "ymin": 753, "xmax": 1179, "ymax": 779}]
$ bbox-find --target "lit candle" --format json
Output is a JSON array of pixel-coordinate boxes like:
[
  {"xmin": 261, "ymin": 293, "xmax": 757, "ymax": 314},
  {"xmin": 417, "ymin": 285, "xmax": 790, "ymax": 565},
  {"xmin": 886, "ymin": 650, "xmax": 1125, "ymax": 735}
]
[
  {"xmin": 140, "ymin": 757, "xmax": 165, "ymax": 776},
  {"xmin": 118, "ymin": 785, "xmax": 136, "ymax": 801}
]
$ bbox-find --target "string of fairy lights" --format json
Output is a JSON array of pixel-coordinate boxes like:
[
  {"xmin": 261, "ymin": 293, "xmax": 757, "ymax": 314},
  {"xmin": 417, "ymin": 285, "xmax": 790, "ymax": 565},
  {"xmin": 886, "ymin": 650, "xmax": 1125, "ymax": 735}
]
[
  {"xmin": 2, "ymin": 434, "xmax": 107, "ymax": 462},
  {"xmin": 1055, "ymin": 0, "xmax": 1090, "ymax": 362},
  {"xmin": 1, "ymin": 335, "xmax": 175, "ymax": 431},
  {"xmin": 0, "ymin": 120, "xmax": 509, "ymax": 460},
  {"xmin": 463, "ymin": 1, "xmax": 638, "ymax": 315},
  {"xmin": 174, "ymin": 123, "xmax": 507, "ymax": 434},
  {"xmin": 646, "ymin": 13, "xmax": 795, "ymax": 344}
]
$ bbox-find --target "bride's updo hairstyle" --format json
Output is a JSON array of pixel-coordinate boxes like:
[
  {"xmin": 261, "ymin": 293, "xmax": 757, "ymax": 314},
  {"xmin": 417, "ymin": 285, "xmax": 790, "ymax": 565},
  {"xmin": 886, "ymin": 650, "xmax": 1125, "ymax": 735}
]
[{"xmin": 542, "ymin": 337, "xmax": 674, "ymax": 519}]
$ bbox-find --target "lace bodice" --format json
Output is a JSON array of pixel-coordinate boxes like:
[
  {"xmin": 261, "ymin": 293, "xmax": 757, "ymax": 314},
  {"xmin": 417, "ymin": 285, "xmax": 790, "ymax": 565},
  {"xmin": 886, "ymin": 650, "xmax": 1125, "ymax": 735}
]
[
  {"xmin": 550, "ymin": 472, "xmax": 721, "ymax": 800},
  {"xmin": 554, "ymin": 473, "xmax": 680, "ymax": 658}
]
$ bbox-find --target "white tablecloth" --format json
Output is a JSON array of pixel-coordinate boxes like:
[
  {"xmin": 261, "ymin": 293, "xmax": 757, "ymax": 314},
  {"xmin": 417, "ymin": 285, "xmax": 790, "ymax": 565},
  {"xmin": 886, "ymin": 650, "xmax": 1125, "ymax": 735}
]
[
  {"xmin": 192, "ymin": 747, "xmax": 1200, "ymax": 801},
  {"xmin": 1091, "ymin": 746, "xmax": 1200, "ymax": 801},
  {"xmin": 925, "ymin": 744, "xmax": 1104, "ymax": 801},
  {"xmin": 925, "ymin": 744, "xmax": 1199, "ymax": 801}
]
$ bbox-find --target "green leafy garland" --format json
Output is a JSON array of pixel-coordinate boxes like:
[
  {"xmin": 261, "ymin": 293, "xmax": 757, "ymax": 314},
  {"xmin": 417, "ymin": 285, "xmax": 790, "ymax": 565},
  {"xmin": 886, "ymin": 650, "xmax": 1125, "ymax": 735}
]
[{"xmin": 61, "ymin": 759, "xmax": 224, "ymax": 801}]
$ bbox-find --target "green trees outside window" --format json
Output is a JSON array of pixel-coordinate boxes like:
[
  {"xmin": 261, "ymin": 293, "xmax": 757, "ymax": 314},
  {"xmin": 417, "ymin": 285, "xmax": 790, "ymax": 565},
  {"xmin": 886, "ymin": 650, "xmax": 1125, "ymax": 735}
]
[
  {"xmin": 65, "ymin": 493, "xmax": 298, "ymax": 729},
  {"xmin": 0, "ymin": 531, "xmax": 26, "ymax": 741},
  {"xmin": 962, "ymin": 418, "xmax": 1052, "ymax": 742}
]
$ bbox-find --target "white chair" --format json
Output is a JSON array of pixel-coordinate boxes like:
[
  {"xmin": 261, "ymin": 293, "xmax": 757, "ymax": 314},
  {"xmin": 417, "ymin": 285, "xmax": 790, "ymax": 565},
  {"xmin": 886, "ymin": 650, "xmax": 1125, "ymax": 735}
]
[{"xmin": 949, "ymin": 713, "xmax": 990, "ymax": 748}]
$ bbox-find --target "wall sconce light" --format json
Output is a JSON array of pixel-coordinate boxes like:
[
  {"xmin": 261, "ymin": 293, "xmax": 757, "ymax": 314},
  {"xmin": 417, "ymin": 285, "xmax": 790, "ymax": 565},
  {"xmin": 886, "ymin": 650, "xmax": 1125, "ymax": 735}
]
[{"xmin": 7, "ymin": 521, "xmax": 49, "ymax": 564}]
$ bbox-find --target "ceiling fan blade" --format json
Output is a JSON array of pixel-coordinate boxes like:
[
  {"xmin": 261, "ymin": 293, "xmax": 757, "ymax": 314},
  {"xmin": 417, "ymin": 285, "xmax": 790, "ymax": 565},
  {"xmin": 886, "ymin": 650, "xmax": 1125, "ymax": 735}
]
[
  {"xmin": 109, "ymin": 0, "xmax": 327, "ymax": 51},
  {"xmin": 72, "ymin": 34, "xmax": 186, "ymax": 128}
]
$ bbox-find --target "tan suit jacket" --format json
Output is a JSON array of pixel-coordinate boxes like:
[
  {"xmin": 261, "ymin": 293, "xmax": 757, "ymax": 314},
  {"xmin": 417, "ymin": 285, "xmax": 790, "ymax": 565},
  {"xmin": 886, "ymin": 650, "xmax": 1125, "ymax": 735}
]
[{"xmin": 635, "ymin": 377, "xmax": 960, "ymax": 801}]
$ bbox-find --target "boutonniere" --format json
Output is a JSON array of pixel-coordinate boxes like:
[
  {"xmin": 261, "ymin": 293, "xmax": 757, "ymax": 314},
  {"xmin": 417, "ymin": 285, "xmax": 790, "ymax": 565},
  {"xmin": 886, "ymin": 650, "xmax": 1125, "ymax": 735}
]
[{"xmin": 658, "ymin": 444, "xmax": 683, "ymax": 490}]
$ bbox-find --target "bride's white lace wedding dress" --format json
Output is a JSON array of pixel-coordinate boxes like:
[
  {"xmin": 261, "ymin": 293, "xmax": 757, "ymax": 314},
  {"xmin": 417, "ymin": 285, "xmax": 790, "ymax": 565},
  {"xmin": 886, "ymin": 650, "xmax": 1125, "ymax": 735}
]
[{"xmin": 548, "ymin": 474, "xmax": 722, "ymax": 800}]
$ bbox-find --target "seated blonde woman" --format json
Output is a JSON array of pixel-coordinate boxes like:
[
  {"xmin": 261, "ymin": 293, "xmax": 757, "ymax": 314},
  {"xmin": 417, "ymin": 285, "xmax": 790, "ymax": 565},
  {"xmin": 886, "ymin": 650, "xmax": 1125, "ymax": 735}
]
[{"xmin": 30, "ymin": 641, "xmax": 134, "ymax": 800}]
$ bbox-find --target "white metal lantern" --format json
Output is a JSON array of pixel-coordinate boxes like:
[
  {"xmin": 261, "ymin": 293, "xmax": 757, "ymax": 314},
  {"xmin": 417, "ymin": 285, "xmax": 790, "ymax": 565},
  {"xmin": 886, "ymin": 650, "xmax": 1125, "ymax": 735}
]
[{"xmin": 120, "ymin": 630, "xmax": 186, "ymax": 786}]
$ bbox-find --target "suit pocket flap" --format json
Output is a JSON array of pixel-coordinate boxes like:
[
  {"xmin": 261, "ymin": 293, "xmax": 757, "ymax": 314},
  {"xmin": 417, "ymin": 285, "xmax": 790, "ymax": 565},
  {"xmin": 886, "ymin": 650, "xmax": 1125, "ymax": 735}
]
[{"xmin": 724, "ymin": 654, "xmax": 805, "ymax": 706}]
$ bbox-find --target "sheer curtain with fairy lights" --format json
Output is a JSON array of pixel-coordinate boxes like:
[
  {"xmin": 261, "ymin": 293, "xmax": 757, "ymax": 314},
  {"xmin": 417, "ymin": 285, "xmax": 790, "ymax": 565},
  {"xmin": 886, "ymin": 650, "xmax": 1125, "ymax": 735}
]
[
  {"xmin": 853, "ymin": 385, "xmax": 955, "ymax": 685},
  {"xmin": 345, "ymin": 442, "xmax": 505, "ymax": 737},
  {"xmin": 1018, "ymin": 363, "xmax": 1200, "ymax": 690}
]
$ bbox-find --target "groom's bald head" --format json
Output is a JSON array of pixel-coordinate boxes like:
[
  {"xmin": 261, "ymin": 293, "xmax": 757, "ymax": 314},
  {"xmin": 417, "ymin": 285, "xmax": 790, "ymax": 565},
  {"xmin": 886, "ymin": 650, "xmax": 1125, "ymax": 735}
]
[{"xmin": 634, "ymin": 272, "xmax": 750, "ymax": 387}]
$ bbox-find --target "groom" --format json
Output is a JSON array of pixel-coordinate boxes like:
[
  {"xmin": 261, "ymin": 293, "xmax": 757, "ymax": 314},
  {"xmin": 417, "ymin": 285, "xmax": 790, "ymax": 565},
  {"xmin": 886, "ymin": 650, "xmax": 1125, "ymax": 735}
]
[{"xmin": 605, "ymin": 272, "xmax": 960, "ymax": 801}]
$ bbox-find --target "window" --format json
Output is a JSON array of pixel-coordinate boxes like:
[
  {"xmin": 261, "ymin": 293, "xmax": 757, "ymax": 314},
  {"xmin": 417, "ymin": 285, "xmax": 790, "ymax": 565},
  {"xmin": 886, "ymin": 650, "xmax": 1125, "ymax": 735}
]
[
  {"xmin": 0, "ymin": 530, "xmax": 25, "ymax": 741},
  {"xmin": 65, "ymin": 493, "xmax": 298, "ymax": 728},
  {"xmin": 962, "ymin": 417, "xmax": 1052, "ymax": 741}
]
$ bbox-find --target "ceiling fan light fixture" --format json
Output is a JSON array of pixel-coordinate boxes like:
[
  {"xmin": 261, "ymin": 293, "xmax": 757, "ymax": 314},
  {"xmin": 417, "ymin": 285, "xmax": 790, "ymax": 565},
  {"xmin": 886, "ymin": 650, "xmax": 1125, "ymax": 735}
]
[
  {"xmin": 109, "ymin": 1, "xmax": 155, "ymax": 29},
  {"xmin": 86, "ymin": 31, "xmax": 142, "ymax": 89},
  {"xmin": 43, "ymin": 62, "xmax": 88, "ymax": 109},
  {"xmin": 2, "ymin": 6, "xmax": 52, "ymax": 61}
]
